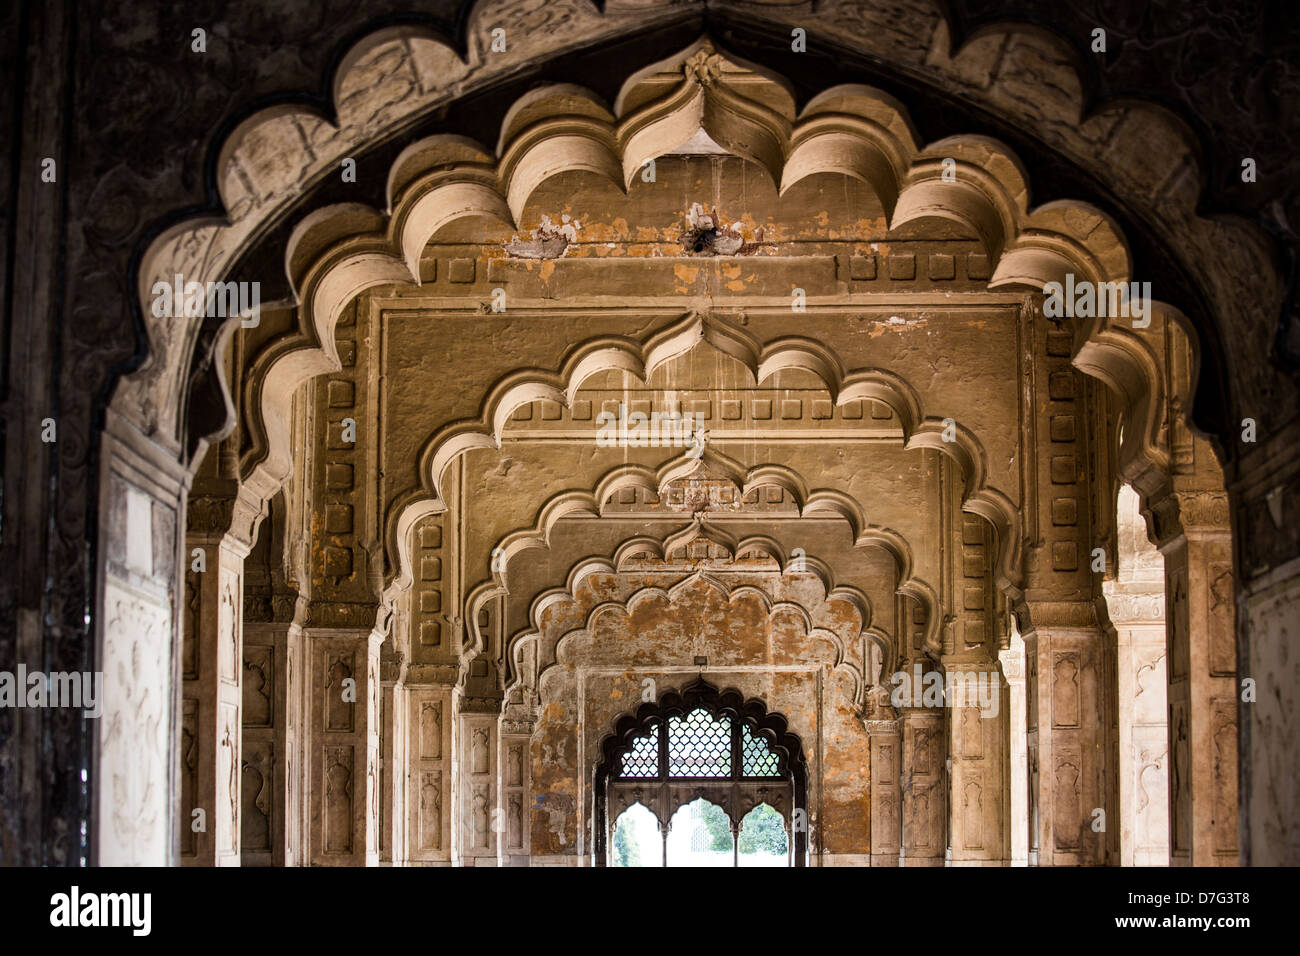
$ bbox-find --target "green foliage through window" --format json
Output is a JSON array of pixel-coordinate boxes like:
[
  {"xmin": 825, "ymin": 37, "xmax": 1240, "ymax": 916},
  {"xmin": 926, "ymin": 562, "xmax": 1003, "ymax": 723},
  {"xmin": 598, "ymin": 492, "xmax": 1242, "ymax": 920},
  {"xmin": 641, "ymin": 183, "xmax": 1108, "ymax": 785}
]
[{"xmin": 738, "ymin": 803, "xmax": 788, "ymax": 856}]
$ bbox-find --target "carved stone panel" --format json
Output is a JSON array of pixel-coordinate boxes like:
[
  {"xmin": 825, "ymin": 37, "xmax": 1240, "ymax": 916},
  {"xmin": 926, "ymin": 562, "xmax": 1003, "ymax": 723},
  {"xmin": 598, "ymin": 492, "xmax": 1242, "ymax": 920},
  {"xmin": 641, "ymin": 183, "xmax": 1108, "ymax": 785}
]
[
  {"xmin": 1051, "ymin": 652, "xmax": 1080, "ymax": 728},
  {"xmin": 419, "ymin": 771, "xmax": 443, "ymax": 851},
  {"xmin": 420, "ymin": 701, "xmax": 442, "ymax": 759},
  {"xmin": 1052, "ymin": 748, "xmax": 1082, "ymax": 852},
  {"xmin": 324, "ymin": 746, "xmax": 355, "ymax": 855},
  {"xmin": 243, "ymin": 646, "xmax": 274, "ymax": 728},
  {"xmin": 326, "ymin": 652, "xmax": 355, "ymax": 733},
  {"xmin": 97, "ymin": 579, "xmax": 170, "ymax": 866},
  {"xmin": 242, "ymin": 740, "xmax": 273, "ymax": 855},
  {"xmin": 180, "ymin": 699, "xmax": 199, "ymax": 859}
]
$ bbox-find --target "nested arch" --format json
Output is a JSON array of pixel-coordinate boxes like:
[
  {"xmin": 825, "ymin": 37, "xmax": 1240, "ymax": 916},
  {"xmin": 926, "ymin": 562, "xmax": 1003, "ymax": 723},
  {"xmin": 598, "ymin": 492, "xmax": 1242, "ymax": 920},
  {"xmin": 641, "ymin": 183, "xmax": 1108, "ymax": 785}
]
[
  {"xmin": 122, "ymin": 3, "xmax": 1266, "ymax": 495},
  {"xmin": 386, "ymin": 312, "xmax": 1021, "ymax": 607},
  {"xmin": 595, "ymin": 679, "xmax": 808, "ymax": 867},
  {"xmin": 466, "ymin": 454, "xmax": 927, "ymax": 687},
  {"xmin": 152, "ymin": 35, "xmax": 1205, "ymax": 604},
  {"xmin": 528, "ymin": 569, "xmax": 871, "ymax": 717}
]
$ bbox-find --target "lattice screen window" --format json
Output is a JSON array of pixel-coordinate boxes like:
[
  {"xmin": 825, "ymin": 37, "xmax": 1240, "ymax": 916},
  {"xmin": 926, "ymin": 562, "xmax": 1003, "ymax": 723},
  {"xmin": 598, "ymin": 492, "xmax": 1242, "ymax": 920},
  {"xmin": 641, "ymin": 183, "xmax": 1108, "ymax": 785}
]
[
  {"xmin": 668, "ymin": 708, "xmax": 732, "ymax": 776},
  {"xmin": 602, "ymin": 683, "xmax": 805, "ymax": 867},
  {"xmin": 616, "ymin": 707, "xmax": 783, "ymax": 779},
  {"xmin": 620, "ymin": 723, "xmax": 660, "ymax": 777},
  {"xmin": 741, "ymin": 723, "xmax": 781, "ymax": 777}
]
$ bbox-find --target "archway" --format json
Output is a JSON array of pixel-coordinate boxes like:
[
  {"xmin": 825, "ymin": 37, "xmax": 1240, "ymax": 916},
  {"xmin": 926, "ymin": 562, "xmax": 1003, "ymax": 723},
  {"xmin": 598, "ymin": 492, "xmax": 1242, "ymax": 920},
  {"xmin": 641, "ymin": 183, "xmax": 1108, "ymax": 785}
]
[
  {"xmin": 69, "ymin": 15, "xmax": 1265, "ymax": 869},
  {"xmin": 596, "ymin": 680, "xmax": 808, "ymax": 867}
]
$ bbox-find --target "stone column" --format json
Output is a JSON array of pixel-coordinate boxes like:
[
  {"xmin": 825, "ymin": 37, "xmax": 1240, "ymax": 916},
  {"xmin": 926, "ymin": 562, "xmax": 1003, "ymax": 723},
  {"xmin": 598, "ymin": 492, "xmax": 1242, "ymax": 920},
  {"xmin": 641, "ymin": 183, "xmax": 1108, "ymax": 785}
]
[
  {"xmin": 240, "ymin": 616, "xmax": 304, "ymax": 866},
  {"xmin": 899, "ymin": 707, "xmax": 945, "ymax": 866},
  {"xmin": 1103, "ymin": 580, "xmax": 1170, "ymax": 866},
  {"xmin": 378, "ymin": 648, "xmax": 407, "ymax": 865},
  {"xmin": 1020, "ymin": 603, "xmax": 1114, "ymax": 865},
  {"xmin": 305, "ymin": 627, "xmax": 382, "ymax": 865},
  {"xmin": 946, "ymin": 661, "xmax": 1010, "ymax": 865},
  {"xmin": 865, "ymin": 715, "xmax": 901, "ymax": 866},
  {"xmin": 1153, "ymin": 488, "xmax": 1238, "ymax": 865},
  {"xmin": 1102, "ymin": 483, "xmax": 1170, "ymax": 865},
  {"xmin": 180, "ymin": 481, "xmax": 261, "ymax": 866},
  {"xmin": 1237, "ymin": 560, "xmax": 1300, "ymax": 865},
  {"xmin": 94, "ymin": 414, "xmax": 190, "ymax": 866},
  {"xmin": 456, "ymin": 701, "xmax": 500, "ymax": 866},
  {"xmin": 499, "ymin": 719, "xmax": 534, "ymax": 866},
  {"xmin": 1231, "ymin": 425, "xmax": 1300, "ymax": 865},
  {"xmin": 404, "ymin": 669, "xmax": 456, "ymax": 865},
  {"xmin": 999, "ymin": 631, "xmax": 1028, "ymax": 866}
]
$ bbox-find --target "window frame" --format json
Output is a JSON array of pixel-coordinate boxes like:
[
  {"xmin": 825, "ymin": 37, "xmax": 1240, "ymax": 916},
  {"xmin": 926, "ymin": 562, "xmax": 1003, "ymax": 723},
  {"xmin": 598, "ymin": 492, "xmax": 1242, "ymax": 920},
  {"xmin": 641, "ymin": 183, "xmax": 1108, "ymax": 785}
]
[{"xmin": 594, "ymin": 679, "xmax": 808, "ymax": 867}]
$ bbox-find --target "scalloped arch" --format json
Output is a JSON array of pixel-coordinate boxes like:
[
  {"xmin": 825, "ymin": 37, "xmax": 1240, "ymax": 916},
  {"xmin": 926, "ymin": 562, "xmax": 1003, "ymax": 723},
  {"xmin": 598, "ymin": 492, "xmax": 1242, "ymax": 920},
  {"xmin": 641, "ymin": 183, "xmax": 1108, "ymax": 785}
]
[
  {"xmin": 530, "ymin": 570, "xmax": 866, "ymax": 715},
  {"xmin": 120, "ymin": 0, "xmax": 1271, "ymax": 487},
  {"xmin": 388, "ymin": 312, "xmax": 1018, "ymax": 609},
  {"xmin": 461, "ymin": 454, "xmax": 936, "ymax": 661},
  {"xmin": 218, "ymin": 38, "xmax": 1166, "ymax": 534},
  {"xmin": 123, "ymin": 26, "xmax": 1235, "ymax": 664}
]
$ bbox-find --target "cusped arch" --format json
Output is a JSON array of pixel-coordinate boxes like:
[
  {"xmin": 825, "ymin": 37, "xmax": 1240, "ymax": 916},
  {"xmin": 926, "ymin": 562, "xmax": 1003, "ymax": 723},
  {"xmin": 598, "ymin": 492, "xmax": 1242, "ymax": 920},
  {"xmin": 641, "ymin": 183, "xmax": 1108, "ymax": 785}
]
[
  {"xmin": 593, "ymin": 677, "xmax": 810, "ymax": 864},
  {"xmin": 596, "ymin": 678, "xmax": 807, "ymax": 786},
  {"xmin": 458, "ymin": 455, "xmax": 933, "ymax": 670},
  {"xmin": 123, "ymin": 4, "xmax": 1263, "ymax": 480},
  {"xmin": 386, "ymin": 314, "xmax": 1019, "ymax": 606},
  {"xmin": 130, "ymin": 29, "xmax": 1229, "ymax": 667},
  {"xmin": 536, "ymin": 573, "xmax": 863, "ymax": 714},
  {"xmin": 230, "ymin": 39, "xmax": 1177, "ymax": 538}
]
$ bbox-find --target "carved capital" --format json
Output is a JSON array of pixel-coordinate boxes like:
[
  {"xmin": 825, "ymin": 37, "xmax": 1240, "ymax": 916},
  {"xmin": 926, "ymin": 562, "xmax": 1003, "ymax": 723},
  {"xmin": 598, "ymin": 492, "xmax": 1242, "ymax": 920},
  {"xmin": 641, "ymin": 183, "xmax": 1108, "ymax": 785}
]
[
  {"xmin": 186, "ymin": 493, "xmax": 237, "ymax": 537},
  {"xmin": 270, "ymin": 588, "xmax": 307, "ymax": 625},
  {"xmin": 863, "ymin": 718, "xmax": 901, "ymax": 737},
  {"xmin": 1147, "ymin": 488, "xmax": 1231, "ymax": 546},
  {"xmin": 305, "ymin": 600, "xmax": 382, "ymax": 630},
  {"xmin": 1101, "ymin": 583, "xmax": 1166, "ymax": 624},
  {"xmin": 185, "ymin": 476, "xmax": 268, "ymax": 552},
  {"xmin": 379, "ymin": 641, "xmax": 406, "ymax": 684},
  {"xmin": 458, "ymin": 695, "xmax": 504, "ymax": 716},
  {"xmin": 1019, "ymin": 600, "xmax": 1101, "ymax": 631},
  {"xmin": 404, "ymin": 663, "xmax": 460, "ymax": 687},
  {"xmin": 1175, "ymin": 490, "xmax": 1231, "ymax": 532}
]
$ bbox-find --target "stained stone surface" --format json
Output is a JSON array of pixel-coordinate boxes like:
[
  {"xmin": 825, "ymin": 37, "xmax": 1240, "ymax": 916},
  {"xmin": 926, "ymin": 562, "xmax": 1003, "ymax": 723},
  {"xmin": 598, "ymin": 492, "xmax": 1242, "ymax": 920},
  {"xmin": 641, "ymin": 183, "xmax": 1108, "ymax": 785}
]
[{"xmin": 2, "ymin": 0, "xmax": 1298, "ymax": 866}]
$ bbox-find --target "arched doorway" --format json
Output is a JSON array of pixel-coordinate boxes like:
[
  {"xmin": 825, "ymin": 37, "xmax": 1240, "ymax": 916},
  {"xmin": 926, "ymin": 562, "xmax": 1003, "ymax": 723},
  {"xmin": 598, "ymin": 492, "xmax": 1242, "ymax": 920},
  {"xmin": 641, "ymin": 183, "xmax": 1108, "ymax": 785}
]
[{"xmin": 595, "ymin": 680, "xmax": 808, "ymax": 867}]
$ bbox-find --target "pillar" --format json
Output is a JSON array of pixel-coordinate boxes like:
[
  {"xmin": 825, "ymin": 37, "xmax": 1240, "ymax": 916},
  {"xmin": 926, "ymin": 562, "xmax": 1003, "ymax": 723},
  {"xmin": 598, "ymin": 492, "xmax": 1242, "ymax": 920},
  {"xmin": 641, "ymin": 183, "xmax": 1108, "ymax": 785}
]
[
  {"xmin": 1227, "ymin": 412, "xmax": 1300, "ymax": 863},
  {"xmin": 900, "ymin": 707, "xmax": 945, "ymax": 866},
  {"xmin": 94, "ymin": 413, "xmax": 190, "ymax": 865},
  {"xmin": 1020, "ymin": 603, "xmax": 1114, "ymax": 865},
  {"xmin": 456, "ymin": 702, "xmax": 499, "ymax": 866},
  {"xmin": 378, "ymin": 645, "xmax": 407, "ymax": 865},
  {"xmin": 180, "ymin": 480, "xmax": 261, "ymax": 866},
  {"xmin": 865, "ymin": 714, "xmax": 901, "ymax": 866},
  {"xmin": 305, "ymin": 626, "xmax": 382, "ymax": 865},
  {"xmin": 1153, "ymin": 486, "xmax": 1238, "ymax": 865},
  {"xmin": 240, "ymin": 615, "xmax": 304, "ymax": 865},
  {"xmin": 1107, "ymin": 599, "xmax": 1169, "ymax": 865},
  {"xmin": 946, "ymin": 661, "xmax": 1010, "ymax": 865},
  {"xmin": 999, "ymin": 630, "xmax": 1028, "ymax": 865},
  {"xmin": 404, "ymin": 673, "xmax": 455, "ymax": 865},
  {"xmin": 1103, "ymin": 484, "xmax": 1170, "ymax": 865},
  {"xmin": 499, "ymin": 719, "xmax": 534, "ymax": 866}
]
